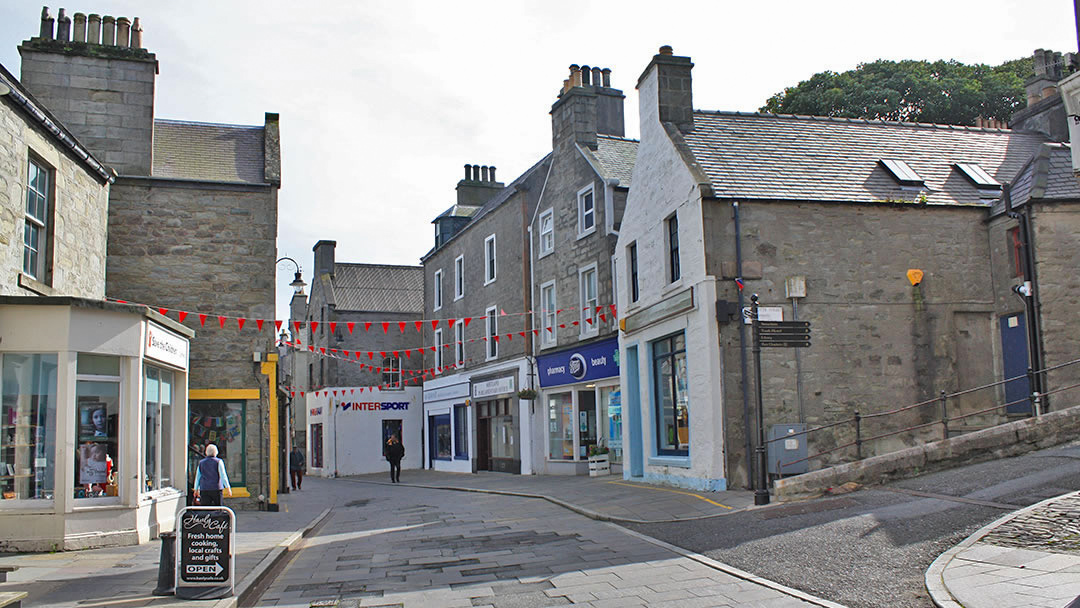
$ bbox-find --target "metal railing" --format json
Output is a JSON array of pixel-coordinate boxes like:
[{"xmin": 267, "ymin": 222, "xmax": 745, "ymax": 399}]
[{"xmin": 767, "ymin": 357, "xmax": 1080, "ymax": 474}]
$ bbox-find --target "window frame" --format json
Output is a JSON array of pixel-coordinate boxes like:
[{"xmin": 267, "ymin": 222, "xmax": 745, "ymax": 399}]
[
  {"xmin": 434, "ymin": 328, "xmax": 443, "ymax": 370},
  {"xmin": 540, "ymin": 280, "xmax": 557, "ymax": 347},
  {"xmin": 579, "ymin": 263, "xmax": 599, "ymax": 337},
  {"xmin": 577, "ymin": 185, "xmax": 596, "ymax": 238},
  {"xmin": 453, "ymin": 404, "xmax": 469, "ymax": 460},
  {"xmin": 539, "ymin": 208, "xmax": 555, "ymax": 257},
  {"xmin": 23, "ymin": 154, "xmax": 54, "ymax": 284},
  {"xmin": 382, "ymin": 356, "xmax": 402, "ymax": 388},
  {"xmin": 628, "ymin": 242, "xmax": 640, "ymax": 303},
  {"xmin": 454, "ymin": 320, "xmax": 465, "ymax": 366},
  {"xmin": 485, "ymin": 305, "xmax": 498, "ymax": 360},
  {"xmin": 454, "ymin": 255, "xmax": 465, "ymax": 300},
  {"xmin": 652, "ymin": 332, "xmax": 689, "ymax": 457},
  {"xmin": 433, "ymin": 269, "xmax": 443, "ymax": 312},
  {"xmin": 667, "ymin": 214, "xmax": 681, "ymax": 283},
  {"xmin": 484, "ymin": 234, "xmax": 497, "ymax": 285}
]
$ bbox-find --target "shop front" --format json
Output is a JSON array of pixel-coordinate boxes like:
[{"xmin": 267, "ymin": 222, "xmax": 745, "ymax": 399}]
[
  {"xmin": 422, "ymin": 374, "xmax": 472, "ymax": 473},
  {"xmin": 471, "ymin": 374, "xmax": 520, "ymax": 474},
  {"xmin": 303, "ymin": 386, "xmax": 422, "ymax": 477},
  {"xmin": 537, "ymin": 337, "xmax": 621, "ymax": 475},
  {"xmin": 0, "ymin": 297, "xmax": 191, "ymax": 551}
]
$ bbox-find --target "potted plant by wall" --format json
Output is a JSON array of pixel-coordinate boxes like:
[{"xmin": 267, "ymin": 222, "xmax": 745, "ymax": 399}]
[
  {"xmin": 517, "ymin": 388, "xmax": 537, "ymax": 401},
  {"xmin": 587, "ymin": 443, "xmax": 610, "ymax": 477}
]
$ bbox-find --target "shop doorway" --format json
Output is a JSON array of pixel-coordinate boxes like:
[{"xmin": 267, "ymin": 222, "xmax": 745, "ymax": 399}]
[
  {"xmin": 476, "ymin": 398, "xmax": 520, "ymax": 473},
  {"xmin": 476, "ymin": 417, "xmax": 490, "ymax": 471}
]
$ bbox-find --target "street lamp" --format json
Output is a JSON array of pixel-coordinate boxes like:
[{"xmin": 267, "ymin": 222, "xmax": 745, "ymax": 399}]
[{"xmin": 276, "ymin": 257, "xmax": 307, "ymax": 294}]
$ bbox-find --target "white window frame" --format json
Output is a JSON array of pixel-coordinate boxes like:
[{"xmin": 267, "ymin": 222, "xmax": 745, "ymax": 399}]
[
  {"xmin": 454, "ymin": 255, "xmax": 464, "ymax": 300},
  {"xmin": 580, "ymin": 263, "xmax": 599, "ymax": 337},
  {"xmin": 434, "ymin": 328, "xmax": 443, "ymax": 370},
  {"xmin": 667, "ymin": 213, "xmax": 681, "ymax": 284},
  {"xmin": 540, "ymin": 280, "xmax": 557, "ymax": 347},
  {"xmin": 577, "ymin": 184, "xmax": 596, "ymax": 238},
  {"xmin": 538, "ymin": 208, "xmax": 555, "ymax": 257},
  {"xmin": 24, "ymin": 155, "xmax": 52, "ymax": 282},
  {"xmin": 485, "ymin": 305, "xmax": 498, "ymax": 360},
  {"xmin": 628, "ymin": 242, "xmax": 640, "ymax": 303},
  {"xmin": 454, "ymin": 320, "xmax": 465, "ymax": 366},
  {"xmin": 433, "ymin": 269, "xmax": 443, "ymax": 312},
  {"xmin": 382, "ymin": 357, "xmax": 402, "ymax": 389},
  {"xmin": 484, "ymin": 234, "xmax": 497, "ymax": 285}
]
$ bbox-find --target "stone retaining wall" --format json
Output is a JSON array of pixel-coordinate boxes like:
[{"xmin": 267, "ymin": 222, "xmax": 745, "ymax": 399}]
[{"xmin": 774, "ymin": 404, "xmax": 1080, "ymax": 501}]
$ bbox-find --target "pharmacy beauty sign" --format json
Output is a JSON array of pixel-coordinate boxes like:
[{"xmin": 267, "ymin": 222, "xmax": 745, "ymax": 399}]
[{"xmin": 537, "ymin": 337, "xmax": 619, "ymax": 387}]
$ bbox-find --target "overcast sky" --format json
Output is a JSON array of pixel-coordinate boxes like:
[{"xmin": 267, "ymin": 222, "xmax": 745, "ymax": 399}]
[{"xmin": 2, "ymin": 1, "xmax": 1076, "ymax": 320}]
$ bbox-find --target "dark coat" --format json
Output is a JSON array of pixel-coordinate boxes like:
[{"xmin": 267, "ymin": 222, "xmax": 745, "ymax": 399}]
[
  {"xmin": 384, "ymin": 440, "xmax": 405, "ymax": 462},
  {"xmin": 289, "ymin": 449, "xmax": 305, "ymax": 470}
]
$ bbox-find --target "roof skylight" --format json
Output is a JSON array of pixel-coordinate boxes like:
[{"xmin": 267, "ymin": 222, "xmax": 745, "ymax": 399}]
[
  {"xmin": 880, "ymin": 159, "xmax": 925, "ymax": 187},
  {"xmin": 954, "ymin": 163, "xmax": 1001, "ymax": 189}
]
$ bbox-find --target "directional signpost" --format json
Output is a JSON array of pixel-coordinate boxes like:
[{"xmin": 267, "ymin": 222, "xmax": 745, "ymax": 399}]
[
  {"xmin": 175, "ymin": 506, "xmax": 236, "ymax": 600},
  {"xmin": 756, "ymin": 320, "xmax": 811, "ymax": 348}
]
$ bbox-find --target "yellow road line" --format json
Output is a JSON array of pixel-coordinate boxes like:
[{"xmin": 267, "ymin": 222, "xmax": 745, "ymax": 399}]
[{"xmin": 606, "ymin": 481, "xmax": 733, "ymax": 509}]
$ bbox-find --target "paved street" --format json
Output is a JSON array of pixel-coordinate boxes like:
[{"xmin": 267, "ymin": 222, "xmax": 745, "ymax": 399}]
[
  {"xmin": 629, "ymin": 440, "xmax": 1080, "ymax": 608},
  {"xmin": 255, "ymin": 482, "xmax": 838, "ymax": 608}
]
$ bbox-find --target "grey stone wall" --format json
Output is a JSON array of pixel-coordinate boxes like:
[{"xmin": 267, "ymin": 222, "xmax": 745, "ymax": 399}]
[
  {"xmin": 703, "ymin": 199, "xmax": 1003, "ymax": 485},
  {"xmin": 106, "ymin": 179, "xmax": 278, "ymax": 388},
  {"xmin": 310, "ymin": 309, "xmax": 425, "ymax": 389},
  {"xmin": 18, "ymin": 43, "xmax": 156, "ymax": 176},
  {"xmin": 1028, "ymin": 203, "xmax": 1080, "ymax": 404},
  {"xmin": 0, "ymin": 95, "xmax": 110, "ymax": 297}
]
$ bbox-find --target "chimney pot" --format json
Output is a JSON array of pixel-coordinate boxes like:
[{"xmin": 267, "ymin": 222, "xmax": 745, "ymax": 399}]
[
  {"xmin": 489, "ymin": 166, "xmax": 496, "ymax": 182},
  {"xmin": 87, "ymin": 14, "xmax": 100, "ymax": 44},
  {"xmin": 116, "ymin": 17, "xmax": 130, "ymax": 47},
  {"xmin": 659, "ymin": 45, "xmax": 674, "ymax": 56},
  {"xmin": 73, "ymin": 12, "xmax": 86, "ymax": 42},
  {"xmin": 481, "ymin": 166, "xmax": 489, "ymax": 181},
  {"xmin": 592, "ymin": 67, "xmax": 603, "ymax": 87},
  {"xmin": 562, "ymin": 79, "xmax": 570, "ymax": 94},
  {"xmin": 102, "ymin": 15, "xmax": 116, "ymax": 45},
  {"xmin": 464, "ymin": 164, "xmax": 471, "ymax": 180},
  {"xmin": 56, "ymin": 8, "xmax": 70, "ymax": 42},
  {"xmin": 601, "ymin": 68, "xmax": 611, "ymax": 88},
  {"xmin": 570, "ymin": 64, "xmax": 582, "ymax": 87},
  {"xmin": 581, "ymin": 65, "xmax": 592, "ymax": 86},
  {"xmin": 39, "ymin": 6, "xmax": 54, "ymax": 39},
  {"xmin": 471, "ymin": 164, "xmax": 480, "ymax": 181},
  {"xmin": 130, "ymin": 17, "xmax": 142, "ymax": 48}
]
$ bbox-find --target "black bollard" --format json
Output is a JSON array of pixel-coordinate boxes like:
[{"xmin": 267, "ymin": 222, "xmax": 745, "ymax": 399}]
[{"xmin": 152, "ymin": 531, "xmax": 176, "ymax": 596}]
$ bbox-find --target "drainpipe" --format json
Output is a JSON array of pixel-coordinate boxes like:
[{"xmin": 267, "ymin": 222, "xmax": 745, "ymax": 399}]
[
  {"xmin": 733, "ymin": 201, "xmax": 753, "ymax": 488},
  {"xmin": 1006, "ymin": 184, "xmax": 1048, "ymax": 410}
]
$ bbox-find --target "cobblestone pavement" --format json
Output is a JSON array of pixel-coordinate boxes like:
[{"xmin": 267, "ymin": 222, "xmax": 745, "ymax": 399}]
[
  {"xmin": 256, "ymin": 483, "xmax": 842, "ymax": 608},
  {"xmin": 929, "ymin": 491, "xmax": 1080, "ymax": 608}
]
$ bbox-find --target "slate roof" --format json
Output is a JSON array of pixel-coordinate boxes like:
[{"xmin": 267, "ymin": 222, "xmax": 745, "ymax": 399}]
[
  {"xmin": 590, "ymin": 135, "xmax": 638, "ymax": 187},
  {"xmin": 1005, "ymin": 143, "xmax": 1080, "ymax": 211},
  {"xmin": 434, "ymin": 204, "xmax": 482, "ymax": 220},
  {"xmin": 330, "ymin": 263, "xmax": 423, "ymax": 313},
  {"xmin": 682, "ymin": 111, "xmax": 1049, "ymax": 207},
  {"xmin": 152, "ymin": 119, "xmax": 265, "ymax": 184}
]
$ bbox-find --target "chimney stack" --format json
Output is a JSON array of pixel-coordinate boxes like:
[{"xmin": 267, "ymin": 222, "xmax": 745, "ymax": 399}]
[
  {"xmin": 313, "ymin": 240, "xmax": 337, "ymax": 279},
  {"xmin": 551, "ymin": 61, "xmax": 626, "ymax": 150},
  {"xmin": 637, "ymin": 45, "xmax": 695, "ymax": 134}
]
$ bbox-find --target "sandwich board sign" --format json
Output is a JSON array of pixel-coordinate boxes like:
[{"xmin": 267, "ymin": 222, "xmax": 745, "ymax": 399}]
[{"xmin": 175, "ymin": 506, "xmax": 236, "ymax": 600}]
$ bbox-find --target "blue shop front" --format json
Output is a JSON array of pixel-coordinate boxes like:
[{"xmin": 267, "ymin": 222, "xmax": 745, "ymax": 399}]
[{"xmin": 536, "ymin": 337, "xmax": 622, "ymax": 475}]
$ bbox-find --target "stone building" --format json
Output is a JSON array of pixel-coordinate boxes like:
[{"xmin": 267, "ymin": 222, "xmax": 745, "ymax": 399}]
[
  {"xmin": 528, "ymin": 64, "xmax": 636, "ymax": 474},
  {"xmin": 421, "ymin": 160, "xmax": 551, "ymax": 474},
  {"xmin": 614, "ymin": 46, "xmax": 1055, "ymax": 491},
  {"xmin": 0, "ymin": 46, "xmax": 193, "ymax": 550},
  {"xmin": 16, "ymin": 8, "xmax": 283, "ymax": 510}
]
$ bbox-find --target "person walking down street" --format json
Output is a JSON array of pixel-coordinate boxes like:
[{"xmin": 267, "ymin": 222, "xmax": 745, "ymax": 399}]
[
  {"xmin": 193, "ymin": 444, "xmax": 232, "ymax": 506},
  {"xmin": 289, "ymin": 445, "xmax": 305, "ymax": 491},
  {"xmin": 384, "ymin": 434, "xmax": 405, "ymax": 483}
]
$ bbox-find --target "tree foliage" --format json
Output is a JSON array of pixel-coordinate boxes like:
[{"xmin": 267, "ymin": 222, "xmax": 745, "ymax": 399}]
[{"xmin": 760, "ymin": 57, "xmax": 1033, "ymax": 125}]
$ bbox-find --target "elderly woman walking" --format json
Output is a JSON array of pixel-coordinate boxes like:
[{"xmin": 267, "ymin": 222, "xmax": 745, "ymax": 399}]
[{"xmin": 193, "ymin": 444, "xmax": 232, "ymax": 506}]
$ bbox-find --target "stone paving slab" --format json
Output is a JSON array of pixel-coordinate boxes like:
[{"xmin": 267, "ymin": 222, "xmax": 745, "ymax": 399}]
[
  {"xmin": 341, "ymin": 469, "xmax": 755, "ymax": 524},
  {"xmin": 927, "ymin": 490, "xmax": 1080, "ymax": 608}
]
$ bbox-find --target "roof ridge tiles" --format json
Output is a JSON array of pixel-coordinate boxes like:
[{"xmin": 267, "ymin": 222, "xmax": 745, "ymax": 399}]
[
  {"xmin": 596, "ymin": 134, "xmax": 641, "ymax": 143},
  {"xmin": 692, "ymin": 109, "xmax": 1013, "ymax": 132},
  {"xmin": 155, "ymin": 118, "xmax": 263, "ymax": 130}
]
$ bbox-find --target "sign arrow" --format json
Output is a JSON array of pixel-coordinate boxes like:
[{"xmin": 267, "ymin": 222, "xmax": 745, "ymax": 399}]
[{"xmin": 757, "ymin": 321, "xmax": 810, "ymax": 328}]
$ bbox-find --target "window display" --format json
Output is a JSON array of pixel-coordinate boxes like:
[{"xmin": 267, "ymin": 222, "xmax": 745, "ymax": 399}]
[
  {"xmin": 653, "ymin": 333, "xmax": 689, "ymax": 456},
  {"xmin": 547, "ymin": 392, "xmax": 573, "ymax": 460},
  {"xmin": 74, "ymin": 354, "xmax": 120, "ymax": 499},
  {"xmin": 188, "ymin": 401, "xmax": 245, "ymax": 489},
  {"xmin": 1, "ymin": 354, "xmax": 57, "ymax": 500},
  {"xmin": 144, "ymin": 366, "xmax": 174, "ymax": 491}
]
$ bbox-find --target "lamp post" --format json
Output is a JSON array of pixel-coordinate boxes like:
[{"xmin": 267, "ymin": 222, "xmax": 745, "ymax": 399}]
[
  {"xmin": 275, "ymin": 257, "xmax": 306, "ymax": 495},
  {"xmin": 276, "ymin": 256, "xmax": 307, "ymax": 297}
]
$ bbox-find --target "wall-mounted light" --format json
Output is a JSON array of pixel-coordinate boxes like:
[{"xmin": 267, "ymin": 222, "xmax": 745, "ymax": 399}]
[{"xmin": 276, "ymin": 257, "xmax": 307, "ymax": 294}]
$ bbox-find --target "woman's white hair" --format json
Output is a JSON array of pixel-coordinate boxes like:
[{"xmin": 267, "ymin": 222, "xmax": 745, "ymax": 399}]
[{"xmin": 205, "ymin": 444, "xmax": 218, "ymax": 457}]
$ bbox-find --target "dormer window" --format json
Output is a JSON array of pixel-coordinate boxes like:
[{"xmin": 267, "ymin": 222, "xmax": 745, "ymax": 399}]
[
  {"xmin": 880, "ymin": 159, "xmax": 924, "ymax": 188},
  {"xmin": 954, "ymin": 163, "xmax": 1001, "ymax": 190}
]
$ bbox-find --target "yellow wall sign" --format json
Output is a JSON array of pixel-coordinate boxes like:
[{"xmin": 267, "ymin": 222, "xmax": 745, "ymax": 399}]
[{"xmin": 907, "ymin": 269, "xmax": 924, "ymax": 286}]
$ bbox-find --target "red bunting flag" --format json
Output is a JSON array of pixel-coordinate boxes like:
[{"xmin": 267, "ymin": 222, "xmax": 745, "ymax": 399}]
[
  {"xmin": 431, "ymin": 319, "xmax": 439, "ymax": 330},
  {"xmin": 464, "ymin": 317, "xmax": 472, "ymax": 327},
  {"xmin": 493, "ymin": 335, "xmax": 500, "ymax": 342},
  {"xmin": 368, "ymin": 352, "xmax": 374, "ymax": 360},
  {"xmin": 393, "ymin": 351, "xmax": 399, "ymax": 358},
  {"xmin": 596, "ymin": 306, "xmax": 603, "ymax": 314},
  {"xmin": 343, "ymin": 350, "xmax": 350, "ymax": 357},
  {"xmin": 414, "ymin": 321, "xmax": 423, "ymax": 333},
  {"xmin": 572, "ymin": 321, "xmax": 580, "ymax": 326},
  {"xmin": 519, "ymin": 332, "xmax": 526, "ymax": 338},
  {"xmin": 382, "ymin": 322, "xmax": 389, "ymax": 334},
  {"xmin": 218, "ymin": 316, "xmax": 227, "ymax": 328},
  {"xmin": 311, "ymin": 321, "xmax": 319, "ymax": 333},
  {"xmin": 431, "ymin": 346, "xmax": 436, "ymax": 352},
  {"xmin": 179, "ymin": 311, "xmax": 189, "ymax": 322},
  {"xmin": 237, "ymin": 318, "xmax": 246, "ymax": 330},
  {"xmin": 294, "ymin": 321, "xmax": 302, "ymax": 335},
  {"xmin": 380, "ymin": 351, "xmax": 387, "ymax": 359},
  {"xmin": 365, "ymin": 322, "xmax": 372, "ymax": 332},
  {"xmin": 347, "ymin": 322, "xmax": 355, "ymax": 334},
  {"xmin": 559, "ymin": 324, "xmax": 566, "ymax": 329},
  {"xmin": 500, "ymin": 308, "xmax": 507, "ymax": 316},
  {"xmin": 585, "ymin": 317, "xmax": 593, "ymax": 325},
  {"xmin": 290, "ymin": 391, "xmax": 295, "ymax": 397},
  {"xmin": 359, "ymin": 387, "xmax": 364, "ymax": 393},
  {"xmin": 308, "ymin": 346, "xmax": 314, "ymax": 352},
  {"xmin": 506, "ymin": 333, "xmax": 513, "ymax": 341},
  {"xmin": 300, "ymin": 391, "xmax": 305, "ymax": 397},
  {"xmin": 448, "ymin": 319, "xmax": 456, "ymax": 328},
  {"xmin": 158, "ymin": 307, "xmax": 169, "ymax": 316},
  {"xmin": 330, "ymin": 322, "xmax": 337, "ymax": 334},
  {"xmin": 599, "ymin": 314, "xmax": 606, "ymax": 323},
  {"xmin": 199, "ymin": 314, "xmax": 208, "ymax": 326},
  {"xmin": 405, "ymin": 349, "xmax": 411, "ymax": 359},
  {"xmin": 533, "ymin": 329, "xmax": 539, "ymax": 336},
  {"xmin": 332, "ymin": 390, "xmax": 338, "ymax": 396},
  {"xmin": 275, "ymin": 320, "xmax": 283, "ymax": 331},
  {"xmin": 398, "ymin": 322, "xmax": 406, "ymax": 333},
  {"xmin": 257, "ymin": 319, "xmax": 265, "ymax": 330}
]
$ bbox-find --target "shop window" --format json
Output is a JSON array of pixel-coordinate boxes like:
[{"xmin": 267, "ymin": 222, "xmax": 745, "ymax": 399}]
[
  {"xmin": 547, "ymin": 392, "xmax": 574, "ymax": 460},
  {"xmin": 431, "ymin": 414, "xmax": 451, "ymax": 460},
  {"xmin": 382, "ymin": 357, "xmax": 401, "ymax": 388},
  {"xmin": 23, "ymin": 155, "xmax": 53, "ymax": 283},
  {"xmin": 1, "ymin": 353, "xmax": 57, "ymax": 501},
  {"xmin": 382, "ymin": 419, "xmax": 403, "ymax": 446},
  {"xmin": 310, "ymin": 423, "xmax": 324, "ymax": 468},
  {"xmin": 600, "ymin": 386, "xmax": 622, "ymax": 464},
  {"xmin": 453, "ymin": 404, "xmax": 469, "ymax": 459},
  {"xmin": 75, "ymin": 354, "xmax": 120, "ymax": 500},
  {"xmin": 578, "ymin": 390, "xmax": 597, "ymax": 459},
  {"xmin": 652, "ymin": 333, "xmax": 689, "ymax": 456},
  {"xmin": 188, "ymin": 401, "xmax": 246, "ymax": 489},
  {"xmin": 143, "ymin": 366, "xmax": 174, "ymax": 492}
]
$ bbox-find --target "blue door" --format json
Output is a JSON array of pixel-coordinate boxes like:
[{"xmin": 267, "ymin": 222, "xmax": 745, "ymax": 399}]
[
  {"xmin": 625, "ymin": 346, "xmax": 644, "ymax": 478},
  {"xmin": 1000, "ymin": 314, "xmax": 1031, "ymax": 414}
]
